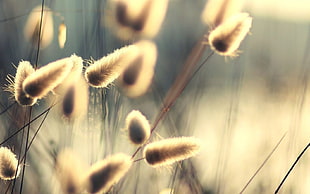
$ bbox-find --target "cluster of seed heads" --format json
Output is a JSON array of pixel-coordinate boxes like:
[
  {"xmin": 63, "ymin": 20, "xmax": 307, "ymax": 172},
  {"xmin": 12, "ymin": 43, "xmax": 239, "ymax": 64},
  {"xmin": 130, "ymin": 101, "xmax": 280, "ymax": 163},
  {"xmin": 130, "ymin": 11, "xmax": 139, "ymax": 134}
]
[{"xmin": 1, "ymin": 0, "xmax": 254, "ymax": 193}]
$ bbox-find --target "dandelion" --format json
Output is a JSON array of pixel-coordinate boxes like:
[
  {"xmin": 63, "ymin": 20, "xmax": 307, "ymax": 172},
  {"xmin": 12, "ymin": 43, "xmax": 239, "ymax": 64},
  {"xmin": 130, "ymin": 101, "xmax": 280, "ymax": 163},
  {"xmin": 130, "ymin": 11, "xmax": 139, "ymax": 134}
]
[
  {"xmin": 61, "ymin": 76, "xmax": 88, "ymax": 120},
  {"xmin": 107, "ymin": 0, "xmax": 169, "ymax": 40},
  {"xmin": 207, "ymin": 12, "xmax": 252, "ymax": 56},
  {"xmin": 86, "ymin": 153, "xmax": 132, "ymax": 193},
  {"xmin": 0, "ymin": 147, "xmax": 20, "ymax": 180},
  {"xmin": 56, "ymin": 149, "xmax": 87, "ymax": 194},
  {"xmin": 6, "ymin": 61, "xmax": 38, "ymax": 106},
  {"xmin": 143, "ymin": 137, "xmax": 201, "ymax": 167},
  {"xmin": 22, "ymin": 57, "xmax": 73, "ymax": 99},
  {"xmin": 58, "ymin": 22, "xmax": 67, "ymax": 49},
  {"xmin": 116, "ymin": 40, "xmax": 157, "ymax": 97},
  {"xmin": 201, "ymin": 0, "xmax": 244, "ymax": 28},
  {"xmin": 125, "ymin": 110, "xmax": 151, "ymax": 145},
  {"xmin": 84, "ymin": 45, "xmax": 136, "ymax": 88},
  {"xmin": 24, "ymin": 5, "xmax": 54, "ymax": 49}
]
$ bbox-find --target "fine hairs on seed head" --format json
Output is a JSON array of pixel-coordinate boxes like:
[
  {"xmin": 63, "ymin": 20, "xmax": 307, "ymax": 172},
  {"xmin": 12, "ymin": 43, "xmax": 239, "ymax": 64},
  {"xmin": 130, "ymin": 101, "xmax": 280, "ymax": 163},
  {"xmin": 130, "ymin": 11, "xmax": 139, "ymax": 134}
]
[
  {"xmin": 84, "ymin": 45, "xmax": 136, "ymax": 88},
  {"xmin": 143, "ymin": 136, "xmax": 201, "ymax": 167},
  {"xmin": 208, "ymin": 12, "xmax": 252, "ymax": 57},
  {"xmin": 5, "ymin": 61, "xmax": 38, "ymax": 106},
  {"xmin": 22, "ymin": 57, "xmax": 73, "ymax": 99},
  {"xmin": 0, "ymin": 147, "xmax": 21, "ymax": 180}
]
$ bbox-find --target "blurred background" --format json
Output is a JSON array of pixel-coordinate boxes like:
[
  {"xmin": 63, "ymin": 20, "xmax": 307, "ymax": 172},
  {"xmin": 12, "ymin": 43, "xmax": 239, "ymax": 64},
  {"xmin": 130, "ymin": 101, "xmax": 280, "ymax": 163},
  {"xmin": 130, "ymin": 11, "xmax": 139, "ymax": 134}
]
[{"xmin": 0, "ymin": 0, "xmax": 310, "ymax": 193}]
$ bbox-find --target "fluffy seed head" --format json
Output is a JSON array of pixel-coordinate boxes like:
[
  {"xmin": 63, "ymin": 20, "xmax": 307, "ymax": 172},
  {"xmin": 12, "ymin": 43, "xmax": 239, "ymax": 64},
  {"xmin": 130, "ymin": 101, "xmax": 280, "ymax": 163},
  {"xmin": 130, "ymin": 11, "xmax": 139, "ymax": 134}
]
[
  {"xmin": 58, "ymin": 22, "xmax": 67, "ymax": 49},
  {"xmin": 24, "ymin": 5, "xmax": 54, "ymax": 49},
  {"xmin": 53, "ymin": 54, "xmax": 84, "ymax": 95},
  {"xmin": 84, "ymin": 45, "xmax": 137, "ymax": 88},
  {"xmin": 143, "ymin": 137, "xmax": 201, "ymax": 167},
  {"xmin": 208, "ymin": 12, "xmax": 252, "ymax": 56},
  {"xmin": 56, "ymin": 149, "xmax": 87, "ymax": 194},
  {"xmin": 0, "ymin": 147, "xmax": 20, "ymax": 180},
  {"xmin": 107, "ymin": 0, "xmax": 169, "ymax": 40},
  {"xmin": 116, "ymin": 40, "xmax": 157, "ymax": 97},
  {"xmin": 22, "ymin": 57, "xmax": 73, "ymax": 99},
  {"xmin": 125, "ymin": 110, "xmax": 151, "ymax": 145},
  {"xmin": 61, "ymin": 76, "xmax": 89, "ymax": 120},
  {"xmin": 86, "ymin": 153, "xmax": 132, "ymax": 193},
  {"xmin": 12, "ymin": 61, "xmax": 38, "ymax": 106},
  {"xmin": 201, "ymin": 0, "xmax": 244, "ymax": 28}
]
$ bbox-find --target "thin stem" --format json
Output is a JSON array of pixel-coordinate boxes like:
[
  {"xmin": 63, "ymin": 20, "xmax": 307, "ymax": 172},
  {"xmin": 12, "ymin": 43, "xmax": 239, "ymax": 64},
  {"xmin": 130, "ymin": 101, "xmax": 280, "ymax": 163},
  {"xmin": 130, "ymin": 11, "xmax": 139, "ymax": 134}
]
[
  {"xmin": 20, "ymin": 107, "xmax": 50, "ymax": 162},
  {"xmin": 239, "ymin": 131, "xmax": 287, "ymax": 194},
  {"xmin": 274, "ymin": 142, "xmax": 310, "ymax": 194},
  {"xmin": 0, "ymin": 102, "xmax": 16, "ymax": 115},
  {"xmin": 0, "ymin": 102, "xmax": 57, "ymax": 146},
  {"xmin": 34, "ymin": 0, "xmax": 45, "ymax": 68},
  {"xmin": 19, "ymin": 107, "xmax": 32, "ymax": 194},
  {"xmin": 131, "ymin": 35, "xmax": 213, "ymax": 159}
]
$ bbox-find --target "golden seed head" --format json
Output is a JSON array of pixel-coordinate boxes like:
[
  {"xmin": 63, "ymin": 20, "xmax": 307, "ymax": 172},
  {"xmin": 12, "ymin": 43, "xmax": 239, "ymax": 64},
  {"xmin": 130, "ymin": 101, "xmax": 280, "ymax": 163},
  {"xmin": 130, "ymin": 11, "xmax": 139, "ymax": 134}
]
[
  {"xmin": 143, "ymin": 137, "xmax": 201, "ymax": 167},
  {"xmin": 84, "ymin": 45, "xmax": 137, "ymax": 88},
  {"xmin": 125, "ymin": 110, "xmax": 151, "ymax": 145},
  {"xmin": 86, "ymin": 153, "xmax": 132, "ymax": 193},
  {"xmin": 208, "ymin": 12, "xmax": 252, "ymax": 56},
  {"xmin": 0, "ymin": 147, "xmax": 20, "ymax": 180},
  {"xmin": 22, "ymin": 57, "xmax": 73, "ymax": 99}
]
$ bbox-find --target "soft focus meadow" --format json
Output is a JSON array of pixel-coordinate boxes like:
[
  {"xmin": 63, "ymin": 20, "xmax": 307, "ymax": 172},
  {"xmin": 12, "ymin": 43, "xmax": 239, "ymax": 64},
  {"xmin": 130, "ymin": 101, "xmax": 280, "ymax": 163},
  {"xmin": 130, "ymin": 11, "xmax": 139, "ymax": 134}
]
[{"xmin": 0, "ymin": 0, "xmax": 310, "ymax": 194}]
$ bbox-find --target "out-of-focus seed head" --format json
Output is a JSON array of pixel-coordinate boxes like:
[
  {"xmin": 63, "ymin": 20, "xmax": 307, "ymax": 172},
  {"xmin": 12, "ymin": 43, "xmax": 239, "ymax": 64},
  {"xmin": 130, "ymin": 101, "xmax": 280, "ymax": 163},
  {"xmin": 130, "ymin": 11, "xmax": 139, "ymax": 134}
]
[
  {"xmin": 116, "ymin": 40, "xmax": 157, "ymax": 97},
  {"xmin": 24, "ymin": 5, "xmax": 54, "ymax": 49},
  {"xmin": 86, "ymin": 153, "xmax": 132, "ymax": 193},
  {"xmin": 106, "ymin": 0, "xmax": 169, "ymax": 40}
]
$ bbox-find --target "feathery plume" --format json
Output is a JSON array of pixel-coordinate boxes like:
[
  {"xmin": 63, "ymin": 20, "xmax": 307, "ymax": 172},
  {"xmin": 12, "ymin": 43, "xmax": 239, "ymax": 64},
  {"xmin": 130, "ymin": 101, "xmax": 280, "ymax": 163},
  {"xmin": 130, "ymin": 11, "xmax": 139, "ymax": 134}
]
[
  {"xmin": 84, "ymin": 45, "xmax": 137, "ymax": 88},
  {"xmin": 143, "ymin": 137, "xmax": 201, "ymax": 167},
  {"xmin": 24, "ymin": 5, "xmax": 54, "ymax": 49},
  {"xmin": 58, "ymin": 22, "xmax": 67, "ymax": 49},
  {"xmin": 201, "ymin": 0, "xmax": 244, "ymax": 28},
  {"xmin": 107, "ymin": 0, "xmax": 169, "ymax": 40},
  {"xmin": 207, "ymin": 12, "xmax": 252, "ymax": 56},
  {"xmin": 116, "ymin": 40, "xmax": 157, "ymax": 97},
  {"xmin": 22, "ymin": 57, "xmax": 73, "ymax": 99},
  {"xmin": 56, "ymin": 149, "xmax": 87, "ymax": 194},
  {"xmin": 62, "ymin": 76, "xmax": 89, "ymax": 120},
  {"xmin": 125, "ymin": 110, "xmax": 151, "ymax": 145},
  {"xmin": 53, "ymin": 54, "xmax": 84, "ymax": 95},
  {"xmin": 0, "ymin": 147, "xmax": 20, "ymax": 180},
  {"xmin": 86, "ymin": 153, "xmax": 132, "ymax": 193},
  {"xmin": 7, "ymin": 61, "xmax": 38, "ymax": 106}
]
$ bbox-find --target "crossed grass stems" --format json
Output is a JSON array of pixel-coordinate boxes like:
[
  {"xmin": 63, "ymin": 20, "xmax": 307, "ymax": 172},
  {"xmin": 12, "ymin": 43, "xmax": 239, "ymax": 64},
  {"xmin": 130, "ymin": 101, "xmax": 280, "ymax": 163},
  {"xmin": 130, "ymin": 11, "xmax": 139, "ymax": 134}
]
[{"xmin": 0, "ymin": 3, "xmax": 308, "ymax": 194}]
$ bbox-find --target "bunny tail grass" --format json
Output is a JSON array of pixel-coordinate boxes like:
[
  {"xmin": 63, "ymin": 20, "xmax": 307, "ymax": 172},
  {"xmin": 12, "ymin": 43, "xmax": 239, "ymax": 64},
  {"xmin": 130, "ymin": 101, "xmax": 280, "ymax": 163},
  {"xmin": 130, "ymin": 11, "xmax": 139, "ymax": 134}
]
[
  {"xmin": 208, "ymin": 12, "xmax": 252, "ymax": 57},
  {"xmin": 0, "ymin": 147, "xmax": 21, "ymax": 180},
  {"xmin": 125, "ymin": 110, "xmax": 151, "ymax": 145},
  {"xmin": 84, "ymin": 45, "xmax": 136, "ymax": 88},
  {"xmin": 143, "ymin": 137, "xmax": 201, "ymax": 167},
  {"xmin": 22, "ymin": 57, "xmax": 73, "ymax": 99},
  {"xmin": 86, "ymin": 153, "xmax": 132, "ymax": 193},
  {"xmin": 13, "ymin": 61, "xmax": 37, "ymax": 106}
]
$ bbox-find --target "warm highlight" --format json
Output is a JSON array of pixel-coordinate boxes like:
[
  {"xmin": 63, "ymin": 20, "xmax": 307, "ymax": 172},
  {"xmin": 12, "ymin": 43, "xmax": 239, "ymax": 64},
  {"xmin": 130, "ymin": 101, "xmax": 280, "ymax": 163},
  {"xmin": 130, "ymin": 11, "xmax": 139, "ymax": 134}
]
[{"xmin": 143, "ymin": 137, "xmax": 201, "ymax": 167}]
